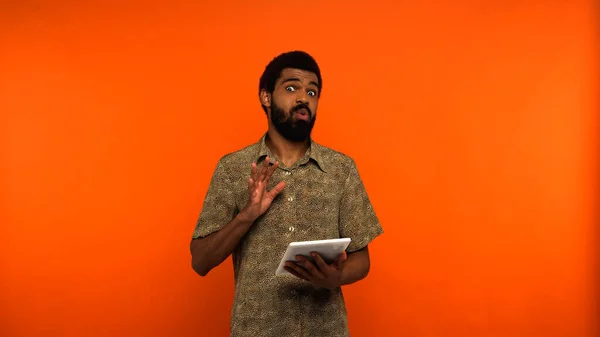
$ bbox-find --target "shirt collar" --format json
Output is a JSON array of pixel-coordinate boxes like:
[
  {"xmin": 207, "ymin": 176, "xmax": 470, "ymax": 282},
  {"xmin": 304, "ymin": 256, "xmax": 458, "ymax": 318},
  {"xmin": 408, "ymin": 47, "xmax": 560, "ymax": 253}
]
[{"xmin": 255, "ymin": 133, "xmax": 327, "ymax": 172}]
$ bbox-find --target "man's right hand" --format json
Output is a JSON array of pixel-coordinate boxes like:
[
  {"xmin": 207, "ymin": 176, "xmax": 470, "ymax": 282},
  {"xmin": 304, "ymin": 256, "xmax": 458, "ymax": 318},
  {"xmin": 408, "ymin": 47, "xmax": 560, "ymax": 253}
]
[{"xmin": 239, "ymin": 156, "xmax": 286, "ymax": 223}]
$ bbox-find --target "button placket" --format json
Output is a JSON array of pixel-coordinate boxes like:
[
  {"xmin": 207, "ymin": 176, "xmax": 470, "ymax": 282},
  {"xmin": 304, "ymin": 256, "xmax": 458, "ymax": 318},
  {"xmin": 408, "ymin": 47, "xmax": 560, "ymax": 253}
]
[
  {"xmin": 284, "ymin": 169, "xmax": 296, "ymax": 237},
  {"xmin": 286, "ymin": 170, "xmax": 295, "ymax": 203},
  {"xmin": 286, "ymin": 192, "xmax": 295, "ymax": 234}
]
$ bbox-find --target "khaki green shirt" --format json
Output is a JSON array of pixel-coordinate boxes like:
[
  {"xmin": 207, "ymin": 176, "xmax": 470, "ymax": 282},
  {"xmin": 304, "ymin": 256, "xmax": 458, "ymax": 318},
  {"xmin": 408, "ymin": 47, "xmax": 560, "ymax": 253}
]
[{"xmin": 192, "ymin": 134, "xmax": 383, "ymax": 337}]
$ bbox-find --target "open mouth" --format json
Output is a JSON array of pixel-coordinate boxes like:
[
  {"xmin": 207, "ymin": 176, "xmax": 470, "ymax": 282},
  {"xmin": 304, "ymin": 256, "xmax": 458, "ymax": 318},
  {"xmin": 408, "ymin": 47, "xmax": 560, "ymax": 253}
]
[{"xmin": 294, "ymin": 108, "xmax": 310, "ymax": 121}]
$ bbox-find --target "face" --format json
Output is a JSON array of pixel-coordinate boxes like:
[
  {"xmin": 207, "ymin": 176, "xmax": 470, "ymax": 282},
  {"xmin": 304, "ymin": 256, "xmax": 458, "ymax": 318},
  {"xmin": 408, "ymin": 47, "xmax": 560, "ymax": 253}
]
[{"xmin": 262, "ymin": 68, "xmax": 320, "ymax": 142}]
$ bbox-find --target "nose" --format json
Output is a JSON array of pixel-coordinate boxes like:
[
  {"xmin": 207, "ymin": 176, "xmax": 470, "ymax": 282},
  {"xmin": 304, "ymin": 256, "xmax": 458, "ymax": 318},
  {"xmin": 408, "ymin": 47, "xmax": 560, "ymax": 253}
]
[{"xmin": 296, "ymin": 92, "xmax": 309, "ymax": 104}]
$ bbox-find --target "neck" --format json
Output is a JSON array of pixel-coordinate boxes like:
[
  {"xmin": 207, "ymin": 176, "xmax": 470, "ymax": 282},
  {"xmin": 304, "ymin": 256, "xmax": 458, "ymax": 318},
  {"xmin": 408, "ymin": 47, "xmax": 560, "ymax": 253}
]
[{"xmin": 265, "ymin": 128, "xmax": 310, "ymax": 168}]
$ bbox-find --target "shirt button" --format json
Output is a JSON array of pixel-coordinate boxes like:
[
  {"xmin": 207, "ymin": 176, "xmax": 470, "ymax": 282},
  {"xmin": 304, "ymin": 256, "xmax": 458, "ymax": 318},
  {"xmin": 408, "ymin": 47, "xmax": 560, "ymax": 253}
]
[
  {"xmin": 287, "ymin": 196, "xmax": 294, "ymax": 202},
  {"xmin": 288, "ymin": 226, "xmax": 295, "ymax": 232},
  {"xmin": 285, "ymin": 171, "xmax": 292, "ymax": 175}
]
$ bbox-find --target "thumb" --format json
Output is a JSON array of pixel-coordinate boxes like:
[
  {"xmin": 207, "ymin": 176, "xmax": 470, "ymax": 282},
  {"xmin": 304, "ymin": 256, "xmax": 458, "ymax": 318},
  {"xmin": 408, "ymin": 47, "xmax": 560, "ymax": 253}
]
[
  {"xmin": 266, "ymin": 181, "xmax": 287, "ymax": 199},
  {"xmin": 335, "ymin": 251, "xmax": 347, "ymax": 268}
]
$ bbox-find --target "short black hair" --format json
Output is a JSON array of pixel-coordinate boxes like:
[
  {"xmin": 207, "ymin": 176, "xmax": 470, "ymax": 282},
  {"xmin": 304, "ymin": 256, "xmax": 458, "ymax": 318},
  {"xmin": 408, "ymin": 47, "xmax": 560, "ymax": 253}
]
[{"xmin": 258, "ymin": 50, "xmax": 322, "ymax": 113}]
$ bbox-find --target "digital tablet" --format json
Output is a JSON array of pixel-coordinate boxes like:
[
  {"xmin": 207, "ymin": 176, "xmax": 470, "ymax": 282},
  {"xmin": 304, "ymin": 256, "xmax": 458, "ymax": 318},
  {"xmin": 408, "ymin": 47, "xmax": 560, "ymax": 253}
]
[{"xmin": 275, "ymin": 238, "xmax": 351, "ymax": 276}]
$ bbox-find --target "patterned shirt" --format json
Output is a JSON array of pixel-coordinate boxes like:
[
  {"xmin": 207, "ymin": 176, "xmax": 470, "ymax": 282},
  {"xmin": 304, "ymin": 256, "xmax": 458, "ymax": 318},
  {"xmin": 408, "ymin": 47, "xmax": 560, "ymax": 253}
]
[{"xmin": 192, "ymin": 133, "xmax": 383, "ymax": 337}]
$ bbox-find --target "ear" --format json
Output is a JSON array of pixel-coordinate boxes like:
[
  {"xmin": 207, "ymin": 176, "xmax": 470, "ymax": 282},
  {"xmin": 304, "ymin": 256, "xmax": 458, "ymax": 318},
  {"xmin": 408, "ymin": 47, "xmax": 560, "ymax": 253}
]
[{"xmin": 260, "ymin": 89, "xmax": 272, "ymax": 108}]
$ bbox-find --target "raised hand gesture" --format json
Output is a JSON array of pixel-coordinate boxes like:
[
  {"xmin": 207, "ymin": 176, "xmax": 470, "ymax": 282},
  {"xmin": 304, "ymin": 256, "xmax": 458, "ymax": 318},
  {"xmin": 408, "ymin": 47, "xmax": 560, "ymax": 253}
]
[{"xmin": 239, "ymin": 156, "xmax": 286, "ymax": 223}]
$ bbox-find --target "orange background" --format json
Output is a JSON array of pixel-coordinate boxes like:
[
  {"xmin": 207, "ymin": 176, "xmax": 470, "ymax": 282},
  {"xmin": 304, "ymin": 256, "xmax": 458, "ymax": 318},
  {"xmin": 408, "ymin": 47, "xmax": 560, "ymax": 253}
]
[{"xmin": 1, "ymin": 1, "xmax": 597, "ymax": 336}]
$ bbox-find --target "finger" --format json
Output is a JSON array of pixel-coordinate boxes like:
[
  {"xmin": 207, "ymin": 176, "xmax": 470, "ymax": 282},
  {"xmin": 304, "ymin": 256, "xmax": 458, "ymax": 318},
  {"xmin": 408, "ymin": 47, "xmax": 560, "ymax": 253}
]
[
  {"xmin": 247, "ymin": 177, "xmax": 254, "ymax": 193},
  {"xmin": 296, "ymin": 255, "xmax": 324, "ymax": 279},
  {"xmin": 264, "ymin": 161, "xmax": 279, "ymax": 182},
  {"xmin": 254, "ymin": 161, "xmax": 262, "ymax": 182},
  {"xmin": 286, "ymin": 262, "xmax": 311, "ymax": 281},
  {"xmin": 284, "ymin": 265, "xmax": 307, "ymax": 280},
  {"xmin": 311, "ymin": 252, "xmax": 330, "ymax": 272},
  {"xmin": 266, "ymin": 181, "xmax": 287, "ymax": 199},
  {"xmin": 251, "ymin": 162, "xmax": 258, "ymax": 181},
  {"xmin": 258, "ymin": 156, "xmax": 270, "ymax": 182}
]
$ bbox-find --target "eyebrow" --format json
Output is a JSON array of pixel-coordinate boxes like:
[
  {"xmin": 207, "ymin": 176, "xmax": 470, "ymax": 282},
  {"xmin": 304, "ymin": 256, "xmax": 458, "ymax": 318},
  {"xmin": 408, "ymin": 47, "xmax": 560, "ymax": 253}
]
[{"xmin": 280, "ymin": 77, "xmax": 320, "ymax": 90}]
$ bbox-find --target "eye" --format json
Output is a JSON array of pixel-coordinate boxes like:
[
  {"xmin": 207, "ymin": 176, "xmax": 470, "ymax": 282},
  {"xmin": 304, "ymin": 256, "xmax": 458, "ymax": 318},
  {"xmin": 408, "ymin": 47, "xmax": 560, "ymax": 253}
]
[
  {"xmin": 307, "ymin": 90, "xmax": 317, "ymax": 96},
  {"xmin": 286, "ymin": 86, "xmax": 296, "ymax": 92}
]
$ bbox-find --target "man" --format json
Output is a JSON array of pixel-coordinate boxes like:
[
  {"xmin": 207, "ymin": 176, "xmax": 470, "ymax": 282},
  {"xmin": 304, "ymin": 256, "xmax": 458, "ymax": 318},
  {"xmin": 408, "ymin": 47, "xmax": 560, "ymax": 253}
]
[{"xmin": 190, "ymin": 50, "xmax": 383, "ymax": 337}]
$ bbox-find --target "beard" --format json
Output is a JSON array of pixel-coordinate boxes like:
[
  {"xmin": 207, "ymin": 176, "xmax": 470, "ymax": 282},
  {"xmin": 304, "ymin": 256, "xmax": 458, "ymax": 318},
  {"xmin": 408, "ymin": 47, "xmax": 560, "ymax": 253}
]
[{"xmin": 270, "ymin": 100, "xmax": 317, "ymax": 142}]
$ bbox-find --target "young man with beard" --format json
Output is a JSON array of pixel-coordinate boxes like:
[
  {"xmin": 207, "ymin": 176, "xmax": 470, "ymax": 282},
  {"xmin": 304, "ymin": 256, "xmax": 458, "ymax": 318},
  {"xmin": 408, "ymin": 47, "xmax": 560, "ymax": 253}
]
[{"xmin": 190, "ymin": 51, "xmax": 383, "ymax": 337}]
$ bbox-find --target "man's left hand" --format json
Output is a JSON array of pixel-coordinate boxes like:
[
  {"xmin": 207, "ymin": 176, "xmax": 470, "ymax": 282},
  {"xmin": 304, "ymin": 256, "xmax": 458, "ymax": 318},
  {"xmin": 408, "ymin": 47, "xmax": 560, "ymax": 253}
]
[{"xmin": 284, "ymin": 251, "xmax": 347, "ymax": 289}]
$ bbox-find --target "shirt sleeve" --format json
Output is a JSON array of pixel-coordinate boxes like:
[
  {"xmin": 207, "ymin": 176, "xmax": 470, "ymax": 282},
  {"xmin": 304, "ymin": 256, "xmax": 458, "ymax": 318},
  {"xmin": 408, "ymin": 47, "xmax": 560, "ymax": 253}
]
[
  {"xmin": 338, "ymin": 159, "xmax": 384, "ymax": 252},
  {"xmin": 191, "ymin": 158, "xmax": 238, "ymax": 239}
]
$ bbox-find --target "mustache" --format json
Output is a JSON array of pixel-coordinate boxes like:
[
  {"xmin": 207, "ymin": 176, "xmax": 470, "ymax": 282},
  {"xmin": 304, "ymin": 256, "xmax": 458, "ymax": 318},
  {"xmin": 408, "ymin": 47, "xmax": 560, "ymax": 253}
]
[{"xmin": 291, "ymin": 103, "xmax": 312, "ymax": 116}]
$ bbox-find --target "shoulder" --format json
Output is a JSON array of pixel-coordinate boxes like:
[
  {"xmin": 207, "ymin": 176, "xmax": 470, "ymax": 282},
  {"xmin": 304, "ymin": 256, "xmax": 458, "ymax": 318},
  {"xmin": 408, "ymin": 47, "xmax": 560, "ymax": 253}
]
[
  {"xmin": 217, "ymin": 142, "xmax": 260, "ymax": 170},
  {"xmin": 312, "ymin": 141, "xmax": 358, "ymax": 173}
]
